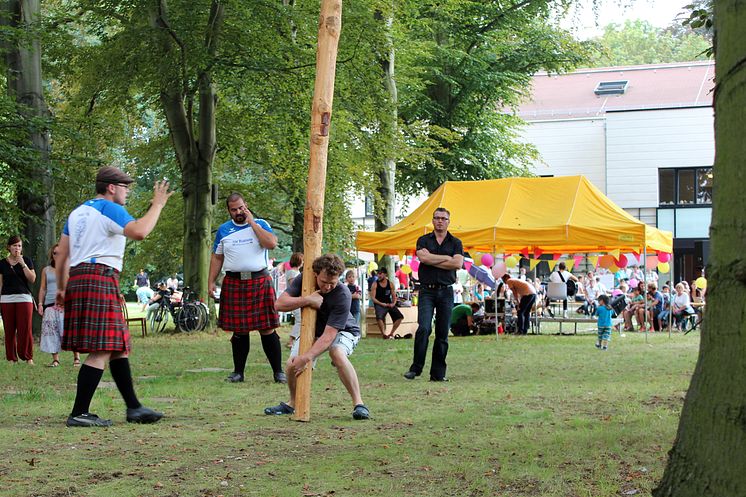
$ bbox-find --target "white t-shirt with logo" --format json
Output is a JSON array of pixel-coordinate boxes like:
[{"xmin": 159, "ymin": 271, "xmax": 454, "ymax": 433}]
[
  {"xmin": 63, "ymin": 198, "xmax": 135, "ymax": 271},
  {"xmin": 212, "ymin": 219, "xmax": 273, "ymax": 272}
]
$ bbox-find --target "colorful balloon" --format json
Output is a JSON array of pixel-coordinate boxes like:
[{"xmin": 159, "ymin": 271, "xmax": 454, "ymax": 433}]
[
  {"xmin": 657, "ymin": 252, "xmax": 671, "ymax": 263},
  {"xmin": 658, "ymin": 262, "xmax": 670, "ymax": 273},
  {"xmin": 481, "ymin": 253, "xmax": 494, "ymax": 267},
  {"xmin": 505, "ymin": 255, "xmax": 519, "ymax": 268},
  {"xmin": 401, "ymin": 264, "xmax": 412, "ymax": 274},
  {"xmin": 410, "ymin": 259, "xmax": 420, "ymax": 272},
  {"xmin": 368, "ymin": 261, "xmax": 378, "ymax": 271},
  {"xmin": 491, "ymin": 262, "xmax": 507, "ymax": 279},
  {"xmin": 599, "ymin": 254, "xmax": 615, "ymax": 269}
]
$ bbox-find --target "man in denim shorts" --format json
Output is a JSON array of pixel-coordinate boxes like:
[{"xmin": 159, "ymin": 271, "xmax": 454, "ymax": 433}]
[{"xmin": 264, "ymin": 254, "xmax": 370, "ymax": 420}]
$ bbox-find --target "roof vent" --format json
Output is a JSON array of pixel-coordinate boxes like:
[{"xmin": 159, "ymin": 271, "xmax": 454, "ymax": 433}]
[{"xmin": 594, "ymin": 80, "xmax": 628, "ymax": 95}]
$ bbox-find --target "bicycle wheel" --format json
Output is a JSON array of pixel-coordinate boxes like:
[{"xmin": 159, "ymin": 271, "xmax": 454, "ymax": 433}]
[
  {"xmin": 176, "ymin": 304, "xmax": 200, "ymax": 332},
  {"xmin": 150, "ymin": 305, "xmax": 170, "ymax": 334}
]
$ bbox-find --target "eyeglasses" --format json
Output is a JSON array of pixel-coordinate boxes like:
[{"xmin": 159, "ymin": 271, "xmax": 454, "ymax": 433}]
[
  {"xmin": 433, "ymin": 216, "xmax": 450, "ymax": 221},
  {"xmin": 114, "ymin": 183, "xmax": 132, "ymax": 189}
]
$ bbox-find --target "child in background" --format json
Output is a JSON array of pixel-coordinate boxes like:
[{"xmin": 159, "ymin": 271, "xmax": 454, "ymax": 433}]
[{"xmin": 595, "ymin": 294, "xmax": 614, "ymax": 351}]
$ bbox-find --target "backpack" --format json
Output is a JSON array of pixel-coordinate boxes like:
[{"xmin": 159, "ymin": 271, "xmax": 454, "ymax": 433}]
[{"xmin": 558, "ymin": 271, "xmax": 577, "ymax": 297}]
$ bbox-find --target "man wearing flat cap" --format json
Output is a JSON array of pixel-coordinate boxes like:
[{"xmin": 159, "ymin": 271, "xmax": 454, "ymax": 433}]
[{"xmin": 55, "ymin": 166, "xmax": 173, "ymax": 427}]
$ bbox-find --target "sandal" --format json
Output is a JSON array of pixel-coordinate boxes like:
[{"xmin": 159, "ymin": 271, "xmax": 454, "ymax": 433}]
[
  {"xmin": 73, "ymin": 358, "xmax": 81, "ymax": 367},
  {"xmin": 48, "ymin": 360, "xmax": 60, "ymax": 368}
]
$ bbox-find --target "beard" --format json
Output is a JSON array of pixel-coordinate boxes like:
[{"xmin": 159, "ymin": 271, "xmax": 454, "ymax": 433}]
[{"xmin": 232, "ymin": 213, "xmax": 246, "ymax": 224}]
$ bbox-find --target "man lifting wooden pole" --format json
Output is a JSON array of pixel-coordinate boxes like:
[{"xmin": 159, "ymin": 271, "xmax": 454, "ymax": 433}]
[{"xmin": 293, "ymin": 0, "xmax": 342, "ymax": 422}]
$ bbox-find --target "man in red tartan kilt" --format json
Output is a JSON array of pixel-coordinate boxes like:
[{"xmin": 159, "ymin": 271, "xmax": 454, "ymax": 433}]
[
  {"xmin": 56, "ymin": 167, "xmax": 173, "ymax": 427},
  {"xmin": 208, "ymin": 192, "xmax": 286, "ymax": 384}
]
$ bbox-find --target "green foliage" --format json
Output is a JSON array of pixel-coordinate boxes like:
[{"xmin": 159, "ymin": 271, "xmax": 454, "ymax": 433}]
[
  {"xmin": 394, "ymin": 0, "xmax": 591, "ymax": 194},
  {"xmin": 589, "ymin": 19, "xmax": 712, "ymax": 67}
]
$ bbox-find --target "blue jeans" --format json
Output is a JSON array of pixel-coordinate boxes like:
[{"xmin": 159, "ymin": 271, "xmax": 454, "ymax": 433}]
[{"xmin": 409, "ymin": 287, "xmax": 453, "ymax": 379}]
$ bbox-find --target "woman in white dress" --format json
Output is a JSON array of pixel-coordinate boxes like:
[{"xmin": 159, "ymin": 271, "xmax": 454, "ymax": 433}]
[{"xmin": 37, "ymin": 244, "xmax": 81, "ymax": 367}]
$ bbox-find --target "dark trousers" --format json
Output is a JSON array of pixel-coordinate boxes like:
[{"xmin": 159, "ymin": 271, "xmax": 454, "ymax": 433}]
[
  {"xmin": 409, "ymin": 287, "xmax": 452, "ymax": 379},
  {"xmin": 517, "ymin": 294, "xmax": 536, "ymax": 334}
]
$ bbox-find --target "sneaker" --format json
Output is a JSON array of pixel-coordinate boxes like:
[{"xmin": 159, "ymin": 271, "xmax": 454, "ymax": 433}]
[
  {"xmin": 429, "ymin": 376, "xmax": 449, "ymax": 382},
  {"xmin": 264, "ymin": 402, "xmax": 295, "ymax": 416},
  {"xmin": 595, "ymin": 342, "xmax": 601, "ymax": 349},
  {"xmin": 126, "ymin": 406, "xmax": 164, "ymax": 424},
  {"xmin": 273, "ymin": 371, "xmax": 287, "ymax": 384},
  {"xmin": 601, "ymin": 346, "xmax": 608, "ymax": 351},
  {"xmin": 403, "ymin": 371, "xmax": 419, "ymax": 380},
  {"xmin": 563, "ymin": 310, "xmax": 568, "ymax": 318},
  {"xmin": 66, "ymin": 413, "xmax": 113, "ymax": 428},
  {"xmin": 226, "ymin": 372, "xmax": 244, "ymax": 383},
  {"xmin": 352, "ymin": 404, "xmax": 370, "ymax": 420}
]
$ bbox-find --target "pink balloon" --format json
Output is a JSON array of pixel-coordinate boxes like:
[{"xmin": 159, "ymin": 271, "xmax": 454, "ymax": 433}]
[
  {"xmin": 410, "ymin": 259, "xmax": 420, "ymax": 272},
  {"xmin": 657, "ymin": 252, "xmax": 670, "ymax": 263},
  {"xmin": 492, "ymin": 262, "xmax": 507, "ymax": 279},
  {"xmin": 616, "ymin": 254, "xmax": 628, "ymax": 268},
  {"xmin": 481, "ymin": 254, "xmax": 494, "ymax": 267},
  {"xmin": 629, "ymin": 278, "xmax": 638, "ymax": 289}
]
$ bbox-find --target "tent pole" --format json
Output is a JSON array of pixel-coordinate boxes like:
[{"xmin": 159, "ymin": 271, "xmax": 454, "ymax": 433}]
[{"xmin": 643, "ymin": 247, "xmax": 648, "ymax": 343}]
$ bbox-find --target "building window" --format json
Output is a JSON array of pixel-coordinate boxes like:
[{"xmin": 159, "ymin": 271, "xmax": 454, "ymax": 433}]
[
  {"xmin": 364, "ymin": 195, "xmax": 374, "ymax": 217},
  {"xmin": 659, "ymin": 167, "xmax": 713, "ymax": 207}
]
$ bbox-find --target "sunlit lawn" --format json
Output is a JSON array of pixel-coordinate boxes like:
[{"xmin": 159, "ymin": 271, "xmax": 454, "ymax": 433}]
[{"xmin": 0, "ymin": 320, "xmax": 698, "ymax": 497}]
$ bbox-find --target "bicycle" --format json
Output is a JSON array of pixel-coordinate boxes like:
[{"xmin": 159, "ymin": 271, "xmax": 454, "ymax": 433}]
[
  {"xmin": 174, "ymin": 287, "xmax": 209, "ymax": 332},
  {"xmin": 148, "ymin": 297, "xmax": 172, "ymax": 334}
]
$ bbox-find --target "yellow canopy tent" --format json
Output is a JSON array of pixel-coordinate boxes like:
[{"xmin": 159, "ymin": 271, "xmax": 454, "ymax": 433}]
[{"xmin": 355, "ymin": 176, "xmax": 673, "ymax": 255}]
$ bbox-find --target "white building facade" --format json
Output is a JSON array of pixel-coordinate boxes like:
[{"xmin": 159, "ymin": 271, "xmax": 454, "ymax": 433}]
[{"xmin": 519, "ymin": 61, "xmax": 714, "ymax": 283}]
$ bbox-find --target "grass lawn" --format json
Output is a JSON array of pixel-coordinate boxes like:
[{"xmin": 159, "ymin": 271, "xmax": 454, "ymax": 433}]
[{"xmin": 0, "ymin": 318, "xmax": 698, "ymax": 497}]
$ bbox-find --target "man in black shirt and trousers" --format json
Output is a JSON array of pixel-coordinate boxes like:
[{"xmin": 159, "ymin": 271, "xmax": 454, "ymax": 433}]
[{"xmin": 404, "ymin": 207, "xmax": 464, "ymax": 382}]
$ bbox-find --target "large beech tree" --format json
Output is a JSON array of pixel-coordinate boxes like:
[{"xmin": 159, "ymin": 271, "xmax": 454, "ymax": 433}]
[{"xmin": 653, "ymin": 1, "xmax": 746, "ymax": 495}]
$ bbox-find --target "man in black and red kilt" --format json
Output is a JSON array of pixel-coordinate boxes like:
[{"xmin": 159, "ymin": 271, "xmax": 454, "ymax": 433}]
[
  {"xmin": 208, "ymin": 192, "xmax": 286, "ymax": 384},
  {"xmin": 56, "ymin": 167, "xmax": 173, "ymax": 427}
]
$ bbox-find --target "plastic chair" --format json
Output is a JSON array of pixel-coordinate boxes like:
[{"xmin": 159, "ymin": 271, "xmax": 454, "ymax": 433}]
[{"xmin": 546, "ymin": 282, "xmax": 568, "ymax": 316}]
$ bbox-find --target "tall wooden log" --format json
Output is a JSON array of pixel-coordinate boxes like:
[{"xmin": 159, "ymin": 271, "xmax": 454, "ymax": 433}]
[{"xmin": 293, "ymin": 0, "xmax": 342, "ymax": 422}]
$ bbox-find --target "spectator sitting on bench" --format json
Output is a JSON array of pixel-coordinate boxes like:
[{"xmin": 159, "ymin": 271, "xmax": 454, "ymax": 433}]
[
  {"xmin": 370, "ymin": 267, "xmax": 403, "ymax": 339},
  {"xmin": 450, "ymin": 302, "xmax": 480, "ymax": 336}
]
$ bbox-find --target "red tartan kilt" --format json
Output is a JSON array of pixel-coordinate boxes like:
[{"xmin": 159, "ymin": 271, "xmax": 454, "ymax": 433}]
[
  {"xmin": 61, "ymin": 263, "xmax": 130, "ymax": 353},
  {"xmin": 218, "ymin": 274, "xmax": 279, "ymax": 332}
]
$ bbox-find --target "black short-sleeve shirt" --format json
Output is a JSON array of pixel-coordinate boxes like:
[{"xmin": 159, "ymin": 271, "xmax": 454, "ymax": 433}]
[
  {"xmin": 286, "ymin": 275, "xmax": 361, "ymax": 337},
  {"xmin": 416, "ymin": 231, "xmax": 463, "ymax": 285},
  {"xmin": 0, "ymin": 256, "xmax": 34, "ymax": 296}
]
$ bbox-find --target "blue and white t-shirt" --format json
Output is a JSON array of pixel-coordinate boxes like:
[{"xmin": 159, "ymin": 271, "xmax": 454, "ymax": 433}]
[
  {"xmin": 213, "ymin": 219, "xmax": 272, "ymax": 272},
  {"xmin": 63, "ymin": 198, "xmax": 135, "ymax": 271}
]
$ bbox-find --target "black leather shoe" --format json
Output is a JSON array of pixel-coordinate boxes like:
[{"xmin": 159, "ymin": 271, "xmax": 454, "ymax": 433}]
[
  {"xmin": 274, "ymin": 372, "xmax": 287, "ymax": 384},
  {"xmin": 226, "ymin": 372, "xmax": 244, "ymax": 383},
  {"xmin": 403, "ymin": 371, "xmax": 419, "ymax": 380},
  {"xmin": 66, "ymin": 413, "xmax": 112, "ymax": 427},
  {"xmin": 429, "ymin": 377, "xmax": 449, "ymax": 382},
  {"xmin": 126, "ymin": 406, "xmax": 164, "ymax": 424}
]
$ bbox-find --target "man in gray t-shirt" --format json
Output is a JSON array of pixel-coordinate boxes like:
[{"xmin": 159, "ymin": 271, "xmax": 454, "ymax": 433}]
[{"xmin": 264, "ymin": 254, "xmax": 370, "ymax": 420}]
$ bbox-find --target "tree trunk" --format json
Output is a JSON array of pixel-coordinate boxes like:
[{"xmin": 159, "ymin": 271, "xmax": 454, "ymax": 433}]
[
  {"xmin": 375, "ymin": 4, "xmax": 397, "ymax": 276},
  {"xmin": 291, "ymin": 198, "xmax": 304, "ymax": 253},
  {"xmin": 653, "ymin": 2, "xmax": 746, "ymax": 495},
  {"xmin": 153, "ymin": 0, "xmax": 222, "ymax": 302},
  {"xmin": 3, "ymin": 0, "xmax": 55, "ymax": 333}
]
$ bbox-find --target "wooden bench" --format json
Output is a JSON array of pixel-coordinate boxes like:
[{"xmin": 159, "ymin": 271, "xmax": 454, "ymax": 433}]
[
  {"xmin": 536, "ymin": 316, "xmax": 622, "ymax": 335},
  {"xmin": 364, "ymin": 305, "xmax": 418, "ymax": 338}
]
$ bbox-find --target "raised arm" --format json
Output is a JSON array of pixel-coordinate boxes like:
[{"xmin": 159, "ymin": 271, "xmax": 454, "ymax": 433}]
[{"xmin": 123, "ymin": 180, "xmax": 173, "ymax": 240}]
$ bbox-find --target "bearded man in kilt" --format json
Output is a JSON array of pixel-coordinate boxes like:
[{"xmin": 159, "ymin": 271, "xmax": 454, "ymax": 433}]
[
  {"xmin": 208, "ymin": 192, "xmax": 286, "ymax": 384},
  {"xmin": 56, "ymin": 167, "xmax": 173, "ymax": 427}
]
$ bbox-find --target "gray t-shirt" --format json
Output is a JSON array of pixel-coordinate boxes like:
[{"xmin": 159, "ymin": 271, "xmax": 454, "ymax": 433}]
[{"xmin": 286, "ymin": 275, "xmax": 360, "ymax": 337}]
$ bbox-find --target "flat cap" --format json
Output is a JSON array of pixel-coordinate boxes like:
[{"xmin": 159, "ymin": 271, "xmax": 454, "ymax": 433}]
[{"xmin": 96, "ymin": 166, "xmax": 134, "ymax": 185}]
